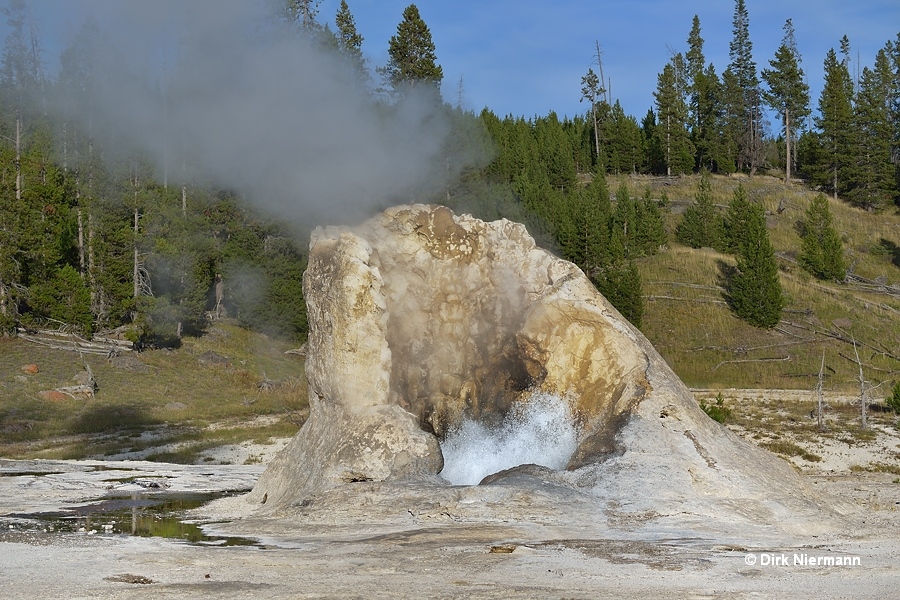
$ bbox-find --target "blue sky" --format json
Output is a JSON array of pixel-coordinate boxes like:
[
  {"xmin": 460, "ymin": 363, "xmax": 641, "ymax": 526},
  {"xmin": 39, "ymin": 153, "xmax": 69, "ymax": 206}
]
[
  {"xmin": 10, "ymin": 0, "xmax": 900, "ymax": 123},
  {"xmin": 342, "ymin": 0, "xmax": 900, "ymax": 121}
]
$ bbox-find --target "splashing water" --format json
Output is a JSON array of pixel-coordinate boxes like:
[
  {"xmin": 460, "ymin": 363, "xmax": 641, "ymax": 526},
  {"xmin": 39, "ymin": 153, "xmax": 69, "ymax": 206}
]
[{"xmin": 439, "ymin": 392, "xmax": 580, "ymax": 486}]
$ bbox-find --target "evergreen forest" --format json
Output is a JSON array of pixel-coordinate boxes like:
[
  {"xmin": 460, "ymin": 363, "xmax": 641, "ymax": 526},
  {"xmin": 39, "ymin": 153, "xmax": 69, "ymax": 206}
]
[{"xmin": 1, "ymin": 0, "xmax": 899, "ymax": 365}]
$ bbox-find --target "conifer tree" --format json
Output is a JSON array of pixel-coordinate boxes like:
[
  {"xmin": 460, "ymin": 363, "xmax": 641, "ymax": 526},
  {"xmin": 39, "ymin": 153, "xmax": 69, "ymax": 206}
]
[
  {"xmin": 641, "ymin": 109, "xmax": 665, "ymax": 174},
  {"xmin": 654, "ymin": 58, "xmax": 694, "ymax": 176},
  {"xmin": 635, "ymin": 187, "xmax": 667, "ymax": 254},
  {"xmin": 676, "ymin": 172, "xmax": 724, "ymax": 249},
  {"xmin": 726, "ymin": 0, "xmax": 763, "ymax": 173},
  {"xmin": 723, "ymin": 183, "xmax": 753, "ymax": 254},
  {"xmin": 685, "ymin": 15, "xmax": 706, "ymax": 130},
  {"xmin": 381, "ymin": 4, "xmax": 443, "ymax": 93},
  {"xmin": 580, "ymin": 67, "xmax": 604, "ymax": 162},
  {"xmin": 564, "ymin": 168, "xmax": 611, "ymax": 274},
  {"xmin": 727, "ymin": 197, "xmax": 783, "ymax": 328},
  {"xmin": 684, "ymin": 17, "xmax": 725, "ymax": 172},
  {"xmin": 814, "ymin": 46, "xmax": 855, "ymax": 200},
  {"xmin": 594, "ymin": 261, "xmax": 643, "ymax": 328},
  {"xmin": 799, "ymin": 194, "xmax": 846, "ymax": 281},
  {"xmin": 334, "ymin": 1, "xmax": 368, "ymax": 83},
  {"xmin": 848, "ymin": 48, "xmax": 897, "ymax": 209},
  {"xmin": 761, "ymin": 19, "xmax": 810, "ymax": 183},
  {"xmin": 602, "ymin": 103, "xmax": 643, "ymax": 174}
]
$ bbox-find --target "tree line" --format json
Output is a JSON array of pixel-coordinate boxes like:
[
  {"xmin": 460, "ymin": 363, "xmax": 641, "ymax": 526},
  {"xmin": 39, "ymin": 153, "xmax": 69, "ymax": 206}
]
[{"xmin": 0, "ymin": 0, "xmax": 891, "ymax": 343}]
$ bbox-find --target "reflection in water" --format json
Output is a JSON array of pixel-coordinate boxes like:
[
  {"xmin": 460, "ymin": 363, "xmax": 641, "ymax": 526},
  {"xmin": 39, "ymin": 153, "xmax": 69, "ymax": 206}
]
[{"xmin": 12, "ymin": 491, "xmax": 258, "ymax": 547}]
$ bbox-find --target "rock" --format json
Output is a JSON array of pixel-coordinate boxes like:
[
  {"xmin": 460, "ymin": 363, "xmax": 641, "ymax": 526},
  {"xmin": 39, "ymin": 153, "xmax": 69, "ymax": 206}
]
[
  {"xmin": 108, "ymin": 354, "xmax": 150, "ymax": 373},
  {"xmin": 165, "ymin": 401, "xmax": 188, "ymax": 411},
  {"xmin": 72, "ymin": 371, "xmax": 93, "ymax": 386},
  {"xmin": 250, "ymin": 205, "xmax": 842, "ymax": 532},
  {"xmin": 198, "ymin": 350, "xmax": 231, "ymax": 368}
]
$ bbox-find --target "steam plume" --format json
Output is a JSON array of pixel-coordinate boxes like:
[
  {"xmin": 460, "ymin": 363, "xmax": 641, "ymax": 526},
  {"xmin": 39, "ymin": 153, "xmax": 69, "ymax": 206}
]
[{"xmin": 46, "ymin": 0, "xmax": 479, "ymax": 225}]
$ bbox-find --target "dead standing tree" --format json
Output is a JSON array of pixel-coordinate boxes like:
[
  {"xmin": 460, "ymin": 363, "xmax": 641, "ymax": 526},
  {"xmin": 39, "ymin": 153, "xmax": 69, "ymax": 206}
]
[
  {"xmin": 850, "ymin": 337, "xmax": 887, "ymax": 431},
  {"xmin": 816, "ymin": 351, "xmax": 826, "ymax": 430}
]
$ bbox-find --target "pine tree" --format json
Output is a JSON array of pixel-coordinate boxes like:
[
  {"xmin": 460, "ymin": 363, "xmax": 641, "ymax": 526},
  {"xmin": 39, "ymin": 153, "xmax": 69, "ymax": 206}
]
[
  {"xmin": 799, "ymin": 194, "xmax": 846, "ymax": 281},
  {"xmin": 580, "ymin": 67, "xmax": 604, "ymax": 162},
  {"xmin": 676, "ymin": 172, "xmax": 724, "ymax": 249},
  {"xmin": 684, "ymin": 17, "xmax": 724, "ymax": 172},
  {"xmin": 727, "ymin": 197, "xmax": 783, "ymax": 328},
  {"xmin": 723, "ymin": 183, "xmax": 753, "ymax": 254},
  {"xmin": 594, "ymin": 261, "xmax": 643, "ymax": 328},
  {"xmin": 761, "ymin": 19, "xmax": 810, "ymax": 183},
  {"xmin": 653, "ymin": 58, "xmax": 694, "ymax": 176},
  {"xmin": 814, "ymin": 47, "xmax": 855, "ymax": 200},
  {"xmin": 283, "ymin": 0, "xmax": 322, "ymax": 32},
  {"xmin": 564, "ymin": 168, "xmax": 611, "ymax": 274},
  {"xmin": 635, "ymin": 187, "xmax": 667, "ymax": 255},
  {"xmin": 685, "ymin": 15, "xmax": 706, "ymax": 131},
  {"xmin": 334, "ymin": 0, "xmax": 368, "ymax": 83},
  {"xmin": 726, "ymin": 0, "xmax": 763, "ymax": 173},
  {"xmin": 380, "ymin": 4, "xmax": 443, "ymax": 94},
  {"xmin": 641, "ymin": 109, "xmax": 665, "ymax": 174},
  {"xmin": 848, "ymin": 48, "xmax": 897, "ymax": 209},
  {"xmin": 719, "ymin": 69, "xmax": 744, "ymax": 173}
]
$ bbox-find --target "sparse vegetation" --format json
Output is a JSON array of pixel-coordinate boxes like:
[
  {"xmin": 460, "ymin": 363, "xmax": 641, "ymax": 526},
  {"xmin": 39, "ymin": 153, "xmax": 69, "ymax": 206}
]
[
  {"xmin": 700, "ymin": 392, "xmax": 731, "ymax": 423},
  {"xmin": 0, "ymin": 322, "xmax": 307, "ymax": 460},
  {"xmin": 760, "ymin": 440, "xmax": 822, "ymax": 462},
  {"xmin": 887, "ymin": 382, "xmax": 900, "ymax": 414}
]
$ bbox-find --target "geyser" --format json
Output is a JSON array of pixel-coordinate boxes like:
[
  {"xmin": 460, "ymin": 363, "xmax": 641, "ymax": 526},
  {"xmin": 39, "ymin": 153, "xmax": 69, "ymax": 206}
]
[
  {"xmin": 439, "ymin": 392, "xmax": 580, "ymax": 486},
  {"xmin": 248, "ymin": 204, "xmax": 840, "ymax": 536}
]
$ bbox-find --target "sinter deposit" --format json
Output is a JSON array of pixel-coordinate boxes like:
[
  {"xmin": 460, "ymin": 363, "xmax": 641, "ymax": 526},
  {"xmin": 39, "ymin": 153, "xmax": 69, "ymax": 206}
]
[{"xmin": 247, "ymin": 204, "xmax": 841, "ymax": 534}]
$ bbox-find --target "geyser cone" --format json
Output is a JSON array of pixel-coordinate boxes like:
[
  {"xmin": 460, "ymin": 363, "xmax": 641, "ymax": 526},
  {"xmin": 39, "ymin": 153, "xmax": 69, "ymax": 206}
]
[{"xmin": 248, "ymin": 205, "xmax": 843, "ymax": 535}]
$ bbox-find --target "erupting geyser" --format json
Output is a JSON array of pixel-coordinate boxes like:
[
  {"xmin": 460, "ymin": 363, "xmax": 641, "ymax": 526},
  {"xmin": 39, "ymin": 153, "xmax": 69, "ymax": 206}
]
[
  {"xmin": 247, "ymin": 204, "xmax": 840, "ymax": 535},
  {"xmin": 439, "ymin": 391, "xmax": 579, "ymax": 486}
]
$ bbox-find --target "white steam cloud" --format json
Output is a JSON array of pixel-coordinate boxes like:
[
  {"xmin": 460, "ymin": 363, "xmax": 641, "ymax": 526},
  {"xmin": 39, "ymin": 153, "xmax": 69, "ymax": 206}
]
[
  {"xmin": 439, "ymin": 392, "xmax": 580, "ymax": 486},
  {"xmin": 47, "ymin": 0, "xmax": 482, "ymax": 224}
]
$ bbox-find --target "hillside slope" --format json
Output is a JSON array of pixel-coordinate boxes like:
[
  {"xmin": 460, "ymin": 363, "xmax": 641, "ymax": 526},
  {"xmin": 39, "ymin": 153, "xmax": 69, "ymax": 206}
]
[{"xmin": 618, "ymin": 172, "xmax": 900, "ymax": 392}]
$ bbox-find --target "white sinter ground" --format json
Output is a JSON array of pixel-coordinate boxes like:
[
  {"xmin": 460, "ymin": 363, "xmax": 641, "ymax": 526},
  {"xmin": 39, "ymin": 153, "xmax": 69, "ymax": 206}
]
[{"xmin": 438, "ymin": 391, "xmax": 580, "ymax": 485}]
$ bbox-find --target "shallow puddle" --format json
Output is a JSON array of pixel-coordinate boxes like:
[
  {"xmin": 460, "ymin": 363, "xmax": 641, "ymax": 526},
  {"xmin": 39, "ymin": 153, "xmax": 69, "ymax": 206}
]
[{"xmin": 8, "ymin": 491, "xmax": 259, "ymax": 547}]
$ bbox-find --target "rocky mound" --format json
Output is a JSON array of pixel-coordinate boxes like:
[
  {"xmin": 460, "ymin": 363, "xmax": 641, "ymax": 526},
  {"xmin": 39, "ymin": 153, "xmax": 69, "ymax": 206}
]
[{"xmin": 247, "ymin": 205, "xmax": 841, "ymax": 534}]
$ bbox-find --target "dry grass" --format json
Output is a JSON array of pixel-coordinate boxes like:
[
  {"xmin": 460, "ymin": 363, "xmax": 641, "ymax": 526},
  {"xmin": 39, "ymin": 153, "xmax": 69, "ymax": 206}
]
[
  {"xmin": 0, "ymin": 321, "xmax": 307, "ymax": 460},
  {"xmin": 610, "ymin": 173, "xmax": 900, "ymax": 391}
]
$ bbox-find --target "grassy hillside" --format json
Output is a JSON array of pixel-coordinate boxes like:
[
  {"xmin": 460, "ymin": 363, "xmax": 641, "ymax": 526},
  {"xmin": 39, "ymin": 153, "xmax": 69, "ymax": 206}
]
[
  {"xmin": 3, "ymin": 173, "xmax": 900, "ymax": 461},
  {"xmin": 0, "ymin": 323, "xmax": 307, "ymax": 461},
  {"xmin": 616, "ymin": 172, "xmax": 900, "ymax": 392}
]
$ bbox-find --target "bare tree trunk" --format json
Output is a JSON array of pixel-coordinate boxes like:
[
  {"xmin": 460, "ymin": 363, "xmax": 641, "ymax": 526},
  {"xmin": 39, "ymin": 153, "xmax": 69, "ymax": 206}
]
[
  {"xmin": 853, "ymin": 338, "xmax": 868, "ymax": 430},
  {"xmin": 665, "ymin": 114, "xmax": 671, "ymax": 177},
  {"xmin": 816, "ymin": 351, "xmax": 825, "ymax": 430},
  {"xmin": 87, "ymin": 141, "xmax": 101, "ymax": 317},
  {"xmin": 87, "ymin": 212, "xmax": 98, "ymax": 309},
  {"xmin": 15, "ymin": 116, "xmax": 21, "ymax": 202},
  {"xmin": 181, "ymin": 185, "xmax": 187, "ymax": 218},
  {"xmin": 0, "ymin": 277, "xmax": 7, "ymax": 318},
  {"xmin": 833, "ymin": 142, "xmax": 839, "ymax": 201},
  {"xmin": 784, "ymin": 109, "xmax": 791, "ymax": 184},
  {"xmin": 77, "ymin": 202, "xmax": 85, "ymax": 276},
  {"xmin": 133, "ymin": 207, "xmax": 140, "ymax": 299}
]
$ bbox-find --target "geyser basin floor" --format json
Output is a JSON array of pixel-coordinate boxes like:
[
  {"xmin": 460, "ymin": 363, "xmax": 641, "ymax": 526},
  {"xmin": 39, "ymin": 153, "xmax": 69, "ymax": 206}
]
[{"xmin": 1, "ymin": 460, "xmax": 898, "ymax": 599}]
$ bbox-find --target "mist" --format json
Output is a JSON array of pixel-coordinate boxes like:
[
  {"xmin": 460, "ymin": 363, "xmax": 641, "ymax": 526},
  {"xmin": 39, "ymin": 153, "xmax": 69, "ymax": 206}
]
[{"xmin": 43, "ymin": 0, "xmax": 481, "ymax": 226}]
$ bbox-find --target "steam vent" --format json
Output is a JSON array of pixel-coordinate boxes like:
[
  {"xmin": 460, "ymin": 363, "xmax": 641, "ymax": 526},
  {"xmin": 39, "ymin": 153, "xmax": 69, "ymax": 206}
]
[{"xmin": 248, "ymin": 204, "xmax": 840, "ymax": 533}]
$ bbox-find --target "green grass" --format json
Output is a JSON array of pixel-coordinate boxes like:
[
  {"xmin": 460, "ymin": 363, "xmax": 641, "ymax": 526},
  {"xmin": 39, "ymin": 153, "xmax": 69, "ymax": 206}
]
[
  {"xmin": 611, "ymin": 173, "xmax": 900, "ymax": 391},
  {"xmin": 0, "ymin": 321, "xmax": 307, "ymax": 460},
  {"xmin": 760, "ymin": 440, "xmax": 822, "ymax": 463},
  {"xmin": 5, "ymin": 173, "xmax": 900, "ymax": 462}
]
